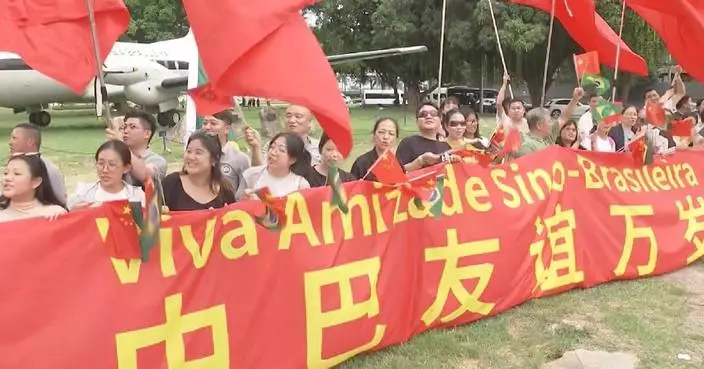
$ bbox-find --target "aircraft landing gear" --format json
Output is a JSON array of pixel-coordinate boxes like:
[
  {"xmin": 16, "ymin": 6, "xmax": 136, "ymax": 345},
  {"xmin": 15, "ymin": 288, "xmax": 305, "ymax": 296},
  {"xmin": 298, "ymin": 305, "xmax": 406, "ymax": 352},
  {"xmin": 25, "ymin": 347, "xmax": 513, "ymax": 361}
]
[
  {"xmin": 28, "ymin": 111, "xmax": 52, "ymax": 127},
  {"xmin": 157, "ymin": 109, "xmax": 181, "ymax": 128}
]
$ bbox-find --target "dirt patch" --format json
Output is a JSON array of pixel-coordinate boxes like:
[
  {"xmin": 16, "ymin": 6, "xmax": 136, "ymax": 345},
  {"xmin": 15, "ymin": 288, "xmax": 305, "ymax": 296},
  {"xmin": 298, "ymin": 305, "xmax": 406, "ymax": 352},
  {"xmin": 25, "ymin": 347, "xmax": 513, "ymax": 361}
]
[{"xmin": 663, "ymin": 262, "xmax": 704, "ymax": 333}]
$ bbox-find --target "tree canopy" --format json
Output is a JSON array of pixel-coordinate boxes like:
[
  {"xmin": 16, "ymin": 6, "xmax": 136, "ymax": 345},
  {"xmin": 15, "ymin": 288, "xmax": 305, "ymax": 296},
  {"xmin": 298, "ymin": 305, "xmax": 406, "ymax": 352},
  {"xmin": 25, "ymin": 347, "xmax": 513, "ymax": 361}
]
[
  {"xmin": 311, "ymin": 0, "xmax": 667, "ymax": 105},
  {"xmin": 120, "ymin": 0, "xmax": 667, "ymax": 105}
]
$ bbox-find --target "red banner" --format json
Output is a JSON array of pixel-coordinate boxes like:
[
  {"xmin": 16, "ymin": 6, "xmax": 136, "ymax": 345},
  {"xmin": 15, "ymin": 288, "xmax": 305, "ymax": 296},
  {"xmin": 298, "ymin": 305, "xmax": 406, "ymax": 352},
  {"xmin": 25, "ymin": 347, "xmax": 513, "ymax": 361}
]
[{"xmin": 1, "ymin": 147, "xmax": 703, "ymax": 369}]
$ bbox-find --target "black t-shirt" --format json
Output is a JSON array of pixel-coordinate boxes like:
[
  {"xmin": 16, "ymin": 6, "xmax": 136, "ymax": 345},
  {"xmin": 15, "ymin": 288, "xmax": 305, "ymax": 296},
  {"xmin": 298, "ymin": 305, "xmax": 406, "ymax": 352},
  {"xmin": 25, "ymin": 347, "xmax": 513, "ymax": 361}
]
[
  {"xmin": 350, "ymin": 149, "xmax": 380, "ymax": 182},
  {"xmin": 162, "ymin": 172, "xmax": 236, "ymax": 211},
  {"xmin": 395, "ymin": 135, "xmax": 452, "ymax": 166},
  {"xmin": 305, "ymin": 166, "xmax": 356, "ymax": 188}
]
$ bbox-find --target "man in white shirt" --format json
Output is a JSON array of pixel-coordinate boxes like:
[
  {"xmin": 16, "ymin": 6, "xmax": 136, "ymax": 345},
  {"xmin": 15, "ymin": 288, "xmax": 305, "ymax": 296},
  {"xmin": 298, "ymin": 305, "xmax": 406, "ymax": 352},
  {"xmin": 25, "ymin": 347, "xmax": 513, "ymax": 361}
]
[{"xmin": 577, "ymin": 92, "xmax": 601, "ymax": 150}]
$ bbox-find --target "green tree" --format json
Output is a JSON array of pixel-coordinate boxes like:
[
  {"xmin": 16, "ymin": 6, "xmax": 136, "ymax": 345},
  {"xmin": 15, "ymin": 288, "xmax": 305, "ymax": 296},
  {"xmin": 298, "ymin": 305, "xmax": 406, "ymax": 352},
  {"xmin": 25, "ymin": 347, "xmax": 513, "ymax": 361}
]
[{"xmin": 122, "ymin": 0, "xmax": 189, "ymax": 42}]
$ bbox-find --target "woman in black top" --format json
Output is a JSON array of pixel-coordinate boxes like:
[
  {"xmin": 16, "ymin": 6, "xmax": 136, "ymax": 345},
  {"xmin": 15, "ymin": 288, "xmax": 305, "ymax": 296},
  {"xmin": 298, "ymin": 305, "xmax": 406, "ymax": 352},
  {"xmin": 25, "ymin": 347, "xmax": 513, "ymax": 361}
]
[
  {"xmin": 396, "ymin": 103, "xmax": 456, "ymax": 172},
  {"xmin": 350, "ymin": 117, "xmax": 399, "ymax": 181},
  {"xmin": 305, "ymin": 133, "xmax": 356, "ymax": 187},
  {"xmin": 162, "ymin": 132, "xmax": 236, "ymax": 211}
]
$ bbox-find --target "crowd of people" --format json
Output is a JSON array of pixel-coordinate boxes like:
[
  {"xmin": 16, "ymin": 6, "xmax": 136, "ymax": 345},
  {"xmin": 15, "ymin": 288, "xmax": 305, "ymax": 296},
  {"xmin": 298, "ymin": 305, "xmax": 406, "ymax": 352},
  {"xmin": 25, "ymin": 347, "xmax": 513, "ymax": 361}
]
[{"xmin": 1, "ymin": 73, "xmax": 703, "ymax": 223}]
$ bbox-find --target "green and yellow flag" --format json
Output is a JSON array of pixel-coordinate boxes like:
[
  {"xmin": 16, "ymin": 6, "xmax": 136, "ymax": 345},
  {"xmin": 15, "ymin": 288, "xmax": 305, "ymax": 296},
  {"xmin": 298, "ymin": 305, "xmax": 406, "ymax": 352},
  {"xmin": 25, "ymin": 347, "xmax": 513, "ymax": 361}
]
[
  {"xmin": 581, "ymin": 74, "xmax": 611, "ymax": 96},
  {"xmin": 593, "ymin": 100, "xmax": 621, "ymax": 125}
]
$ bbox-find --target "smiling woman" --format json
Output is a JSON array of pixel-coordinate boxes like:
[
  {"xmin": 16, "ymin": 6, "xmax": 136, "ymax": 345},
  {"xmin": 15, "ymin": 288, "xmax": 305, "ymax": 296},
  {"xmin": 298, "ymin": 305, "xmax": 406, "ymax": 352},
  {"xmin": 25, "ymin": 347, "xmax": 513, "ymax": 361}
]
[{"xmin": 161, "ymin": 132, "xmax": 236, "ymax": 211}]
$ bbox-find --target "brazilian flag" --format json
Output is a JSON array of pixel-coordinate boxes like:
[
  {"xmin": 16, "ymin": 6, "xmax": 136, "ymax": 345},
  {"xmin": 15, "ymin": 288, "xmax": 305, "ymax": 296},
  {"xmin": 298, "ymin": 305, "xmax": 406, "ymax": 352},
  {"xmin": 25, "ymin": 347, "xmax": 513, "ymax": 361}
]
[
  {"xmin": 581, "ymin": 74, "xmax": 611, "ymax": 96},
  {"xmin": 593, "ymin": 100, "xmax": 621, "ymax": 125}
]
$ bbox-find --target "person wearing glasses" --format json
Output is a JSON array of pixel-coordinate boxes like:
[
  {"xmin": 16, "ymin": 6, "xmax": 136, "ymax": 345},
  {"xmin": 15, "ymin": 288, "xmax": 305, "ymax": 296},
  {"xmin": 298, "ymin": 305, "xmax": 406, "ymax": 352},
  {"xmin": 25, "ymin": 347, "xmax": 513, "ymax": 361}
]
[
  {"xmin": 395, "ymin": 103, "xmax": 457, "ymax": 172},
  {"xmin": 442, "ymin": 109, "xmax": 469, "ymax": 150},
  {"xmin": 67, "ymin": 140, "xmax": 145, "ymax": 210},
  {"xmin": 105, "ymin": 110, "xmax": 168, "ymax": 189},
  {"xmin": 8, "ymin": 123, "xmax": 66, "ymax": 203},
  {"xmin": 236, "ymin": 132, "xmax": 311, "ymax": 200},
  {"xmin": 0, "ymin": 153, "xmax": 66, "ymax": 223}
]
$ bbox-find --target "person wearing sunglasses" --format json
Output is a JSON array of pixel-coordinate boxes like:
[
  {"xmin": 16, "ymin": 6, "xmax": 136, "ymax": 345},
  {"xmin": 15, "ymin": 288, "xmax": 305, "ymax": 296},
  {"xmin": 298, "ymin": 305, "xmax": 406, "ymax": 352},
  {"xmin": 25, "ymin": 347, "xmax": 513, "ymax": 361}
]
[
  {"xmin": 9, "ymin": 123, "xmax": 66, "ymax": 203},
  {"xmin": 395, "ymin": 103, "xmax": 458, "ymax": 172},
  {"xmin": 442, "ymin": 109, "xmax": 469, "ymax": 150},
  {"xmin": 0, "ymin": 153, "xmax": 66, "ymax": 223}
]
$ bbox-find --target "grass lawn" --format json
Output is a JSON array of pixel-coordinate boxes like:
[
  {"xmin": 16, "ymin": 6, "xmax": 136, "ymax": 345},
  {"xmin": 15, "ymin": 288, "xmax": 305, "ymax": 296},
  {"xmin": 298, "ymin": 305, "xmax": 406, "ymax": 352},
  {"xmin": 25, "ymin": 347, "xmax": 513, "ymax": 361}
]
[{"xmin": 0, "ymin": 106, "xmax": 702, "ymax": 368}]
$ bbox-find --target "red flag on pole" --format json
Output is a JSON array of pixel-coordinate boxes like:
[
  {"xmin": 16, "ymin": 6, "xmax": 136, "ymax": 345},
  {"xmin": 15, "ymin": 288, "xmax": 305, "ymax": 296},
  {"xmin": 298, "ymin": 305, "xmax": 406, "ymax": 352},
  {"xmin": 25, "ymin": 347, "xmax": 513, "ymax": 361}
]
[
  {"xmin": 0, "ymin": 0, "xmax": 130, "ymax": 94},
  {"xmin": 574, "ymin": 51, "xmax": 600, "ymax": 81},
  {"xmin": 627, "ymin": 0, "xmax": 704, "ymax": 83},
  {"xmin": 511, "ymin": 0, "xmax": 648, "ymax": 76},
  {"xmin": 183, "ymin": 0, "xmax": 353, "ymax": 157}
]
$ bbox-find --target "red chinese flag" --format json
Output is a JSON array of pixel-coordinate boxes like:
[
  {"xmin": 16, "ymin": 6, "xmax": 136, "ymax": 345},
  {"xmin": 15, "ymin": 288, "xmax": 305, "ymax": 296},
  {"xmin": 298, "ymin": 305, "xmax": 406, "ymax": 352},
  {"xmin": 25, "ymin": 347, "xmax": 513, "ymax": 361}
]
[
  {"xmin": 574, "ymin": 51, "xmax": 600, "ymax": 80},
  {"xmin": 511, "ymin": 0, "xmax": 648, "ymax": 76},
  {"xmin": 0, "ymin": 0, "xmax": 130, "ymax": 94},
  {"xmin": 669, "ymin": 117, "xmax": 695, "ymax": 137},
  {"xmin": 182, "ymin": 0, "xmax": 353, "ymax": 156},
  {"xmin": 101, "ymin": 200, "xmax": 141, "ymax": 259},
  {"xmin": 501, "ymin": 127, "xmax": 522, "ymax": 155},
  {"xmin": 628, "ymin": 0, "xmax": 704, "ymax": 83},
  {"xmin": 490, "ymin": 124, "xmax": 505, "ymax": 147},
  {"xmin": 188, "ymin": 85, "xmax": 233, "ymax": 117},
  {"xmin": 645, "ymin": 102, "xmax": 668, "ymax": 129},
  {"xmin": 456, "ymin": 150, "xmax": 493, "ymax": 168},
  {"xmin": 406, "ymin": 165, "xmax": 445, "ymax": 201},
  {"xmin": 371, "ymin": 151, "xmax": 407, "ymax": 185}
]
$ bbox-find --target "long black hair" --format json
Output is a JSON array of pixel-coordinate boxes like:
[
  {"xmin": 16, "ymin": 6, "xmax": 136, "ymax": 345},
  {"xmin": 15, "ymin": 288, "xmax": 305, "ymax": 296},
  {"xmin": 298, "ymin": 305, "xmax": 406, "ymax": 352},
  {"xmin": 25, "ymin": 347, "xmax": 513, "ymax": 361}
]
[
  {"xmin": 182, "ymin": 132, "xmax": 235, "ymax": 197},
  {"xmin": 95, "ymin": 140, "xmax": 132, "ymax": 165},
  {"xmin": 0, "ymin": 154, "xmax": 66, "ymax": 210},
  {"xmin": 269, "ymin": 132, "xmax": 311, "ymax": 176}
]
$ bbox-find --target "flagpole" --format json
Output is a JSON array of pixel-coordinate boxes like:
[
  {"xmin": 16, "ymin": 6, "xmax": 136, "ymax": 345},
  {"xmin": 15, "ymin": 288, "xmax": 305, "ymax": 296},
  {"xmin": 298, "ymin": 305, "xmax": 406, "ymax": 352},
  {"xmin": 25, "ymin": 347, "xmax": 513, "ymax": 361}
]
[
  {"xmin": 84, "ymin": 0, "xmax": 113, "ymax": 128},
  {"xmin": 541, "ymin": 0, "xmax": 557, "ymax": 108},
  {"xmin": 437, "ymin": 0, "xmax": 448, "ymax": 98},
  {"xmin": 611, "ymin": 0, "xmax": 627, "ymax": 102},
  {"xmin": 487, "ymin": 0, "xmax": 514, "ymax": 98}
]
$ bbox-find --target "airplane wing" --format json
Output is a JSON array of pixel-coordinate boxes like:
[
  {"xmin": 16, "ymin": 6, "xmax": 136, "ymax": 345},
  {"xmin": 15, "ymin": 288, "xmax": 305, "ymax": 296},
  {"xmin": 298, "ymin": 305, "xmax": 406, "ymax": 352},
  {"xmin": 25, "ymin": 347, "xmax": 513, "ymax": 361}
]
[
  {"xmin": 327, "ymin": 46, "xmax": 427, "ymax": 65},
  {"xmin": 158, "ymin": 45, "xmax": 428, "ymax": 91}
]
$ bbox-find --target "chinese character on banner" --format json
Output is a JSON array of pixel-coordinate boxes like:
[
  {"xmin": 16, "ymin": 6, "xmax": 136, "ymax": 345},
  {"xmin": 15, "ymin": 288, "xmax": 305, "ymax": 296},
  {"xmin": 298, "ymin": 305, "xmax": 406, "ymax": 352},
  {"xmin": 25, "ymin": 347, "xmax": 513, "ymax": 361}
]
[
  {"xmin": 530, "ymin": 205, "xmax": 585, "ymax": 293},
  {"xmin": 115, "ymin": 293, "xmax": 229, "ymax": 369},
  {"xmin": 610, "ymin": 205, "xmax": 659, "ymax": 277},
  {"xmin": 675, "ymin": 196, "xmax": 704, "ymax": 264},
  {"xmin": 303, "ymin": 257, "xmax": 386, "ymax": 368},
  {"xmin": 422, "ymin": 229, "xmax": 499, "ymax": 326}
]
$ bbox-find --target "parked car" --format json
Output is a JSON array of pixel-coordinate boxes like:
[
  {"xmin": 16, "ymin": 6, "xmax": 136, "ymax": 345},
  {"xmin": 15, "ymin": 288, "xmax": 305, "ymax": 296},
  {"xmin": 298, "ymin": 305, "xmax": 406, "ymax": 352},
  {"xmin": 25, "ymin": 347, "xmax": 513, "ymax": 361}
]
[{"xmin": 544, "ymin": 98, "xmax": 589, "ymax": 119}]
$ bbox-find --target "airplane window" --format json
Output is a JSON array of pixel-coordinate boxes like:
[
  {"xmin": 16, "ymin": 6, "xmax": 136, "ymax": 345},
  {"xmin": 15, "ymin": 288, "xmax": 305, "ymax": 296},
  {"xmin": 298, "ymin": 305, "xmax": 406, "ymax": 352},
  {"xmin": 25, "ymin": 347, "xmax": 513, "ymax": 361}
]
[
  {"xmin": 167, "ymin": 61, "xmax": 176, "ymax": 70},
  {"xmin": 178, "ymin": 61, "xmax": 189, "ymax": 70},
  {"xmin": 157, "ymin": 60, "xmax": 167, "ymax": 67}
]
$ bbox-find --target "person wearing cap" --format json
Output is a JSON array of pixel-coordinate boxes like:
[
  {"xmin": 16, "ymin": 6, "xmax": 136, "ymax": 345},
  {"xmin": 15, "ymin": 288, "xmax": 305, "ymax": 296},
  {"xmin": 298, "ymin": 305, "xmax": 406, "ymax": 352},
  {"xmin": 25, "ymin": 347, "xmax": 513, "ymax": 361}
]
[{"xmin": 201, "ymin": 110, "xmax": 251, "ymax": 189}]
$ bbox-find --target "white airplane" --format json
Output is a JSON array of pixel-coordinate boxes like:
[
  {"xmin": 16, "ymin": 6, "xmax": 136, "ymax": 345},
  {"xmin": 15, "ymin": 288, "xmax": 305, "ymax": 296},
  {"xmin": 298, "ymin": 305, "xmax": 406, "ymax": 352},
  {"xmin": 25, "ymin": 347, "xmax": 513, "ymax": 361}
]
[{"xmin": 0, "ymin": 31, "xmax": 427, "ymax": 127}]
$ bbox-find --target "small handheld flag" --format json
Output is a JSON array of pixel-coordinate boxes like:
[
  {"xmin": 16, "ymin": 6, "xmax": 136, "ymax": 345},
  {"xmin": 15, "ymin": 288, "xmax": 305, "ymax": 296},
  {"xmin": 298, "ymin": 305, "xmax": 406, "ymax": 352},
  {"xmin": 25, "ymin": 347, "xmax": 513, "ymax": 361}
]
[
  {"xmin": 581, "ymin": 74, "xmax": 611, "ymax": 96},
  {"xmin": 253, "ymin": 188, "xmax": 287, "ymax": 230},
  {"xmin": 327, "ymin": 164, "xmax": 349, "ymax": 213},
  {"xmin": 574, "ymin": 51, "xmax": 600, "ymax": 81}
]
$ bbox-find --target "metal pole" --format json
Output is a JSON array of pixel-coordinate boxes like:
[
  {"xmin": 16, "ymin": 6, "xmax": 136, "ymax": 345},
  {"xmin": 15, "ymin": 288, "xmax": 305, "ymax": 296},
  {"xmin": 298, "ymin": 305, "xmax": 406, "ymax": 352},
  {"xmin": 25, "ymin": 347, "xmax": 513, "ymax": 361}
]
[
  {"xmin": 437, "ymin": 0, "xmax": 448, "ymax": 98},
  {"xmin": 84, "ymin": 0, "xmax": 113, "ymax": 127}
]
